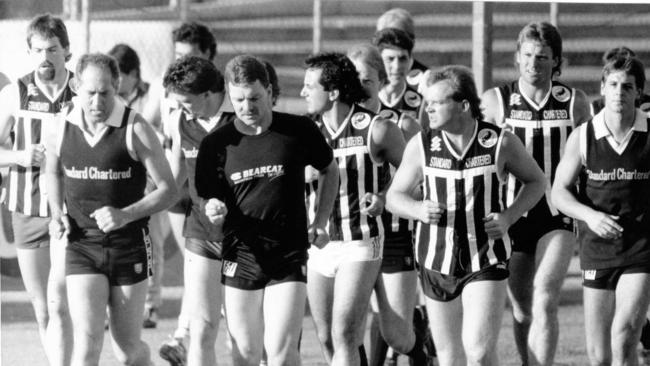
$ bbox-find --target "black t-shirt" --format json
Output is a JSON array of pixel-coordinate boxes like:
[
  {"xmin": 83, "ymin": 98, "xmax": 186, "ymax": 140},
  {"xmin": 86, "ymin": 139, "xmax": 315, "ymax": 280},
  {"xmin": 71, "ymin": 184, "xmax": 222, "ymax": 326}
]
[{"xmin": 195, "ymin": 111, "xmax": 333, "ymax": 259}]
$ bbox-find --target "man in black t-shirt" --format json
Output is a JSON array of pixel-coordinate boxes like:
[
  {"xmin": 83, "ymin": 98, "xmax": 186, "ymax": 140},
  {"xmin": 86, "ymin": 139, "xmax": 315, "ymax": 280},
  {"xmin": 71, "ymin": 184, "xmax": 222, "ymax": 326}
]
[{"xmin": 195, "ymin": 55, "xmax": 339, "ymax": 366}]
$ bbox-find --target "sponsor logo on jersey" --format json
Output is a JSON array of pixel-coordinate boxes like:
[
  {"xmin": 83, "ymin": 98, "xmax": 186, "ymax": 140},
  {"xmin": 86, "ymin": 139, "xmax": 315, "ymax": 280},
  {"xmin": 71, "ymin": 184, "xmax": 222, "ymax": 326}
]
[
  {"xmin": 509, "ymin": 110, "xmax": 533, "ymax": 120},
  {"xmin": 406, "ymin": 69, "xmax": 423, "ymax": 87},
  {"xmin": 229, "ymin": 164, "xmax": 285, "ymax": 184},
  {"xmin": 585, "ymin": 168, "xmax": 650, "ymax": 181},
  {"xmin": 509, "ymin": 93, "xmax": 522, "ymax": 106},
  {"xmin": 379, "ymin": 109, "xmax": 399, "ymax": 123},
  {"xmin": 542, "ymin": 109, "xmax": 569, "ymax": 120},
  {"xmin": 338, "ymin": 136, "xmax": 365, "ymax": 149},
  {"xmin": 64, "ymin": 166, "xmax": 133, "ymax": 180},
  {"xmin": 27, "ymin": 101, "xmax": 50, "ymax": 112},
  {"xmin": 464, "ymin": 154, "xmax": 491, "ymax": 169},
  {"xmin": 430, "ymin": 136, "xmax": 442, "ymax": 152},
  {"xmin": 583, "ymin": 269, "xmax": 596, "ymax": 281},
  {"xmin": 182, "ymin": 146, "xmax": 198, "ymax": 159},
  {"xmin": 351, "ymin": 112, "xmax": 371, "ymax": 130},
  {"xmin": 552, "ymin": 85, "xmax": 571, "ymax": 102},
  {"xmin": 477, "ymin": 128, "xmax": 498, "ymax": 148},
  {"xmin": 404, "ymin": 90, "xmax": 422, "ymax": 108},
  {"xmin": 223, "ymin": 260, "xmax": 238, "ymax": 277},
  {"xmin": 496, "ymin": 262, "xmax": 507, "ymax": 270},
  {"xmin": 429, "ymin": 157, "xmax": 452, "ymax": 169},
  {"xmin": 134, "ymin": 263, "xmax": 143, "ymax": 274}
]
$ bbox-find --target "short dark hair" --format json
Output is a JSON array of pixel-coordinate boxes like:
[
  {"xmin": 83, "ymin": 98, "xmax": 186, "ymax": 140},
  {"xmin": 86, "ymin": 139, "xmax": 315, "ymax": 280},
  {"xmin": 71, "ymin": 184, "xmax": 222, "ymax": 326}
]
[
  {"xmin": 372, "ymin": 27, "xmax": 414, "ymax": 55},
  {"xmin": 108, "ymin": 43, "xmax": 140, "ymax": 79},
  {"xmin": 304, "ymin": 52, "xmax": 368, "ymax": 106},
  {"xmin": 261, "ymin": 59, "xmax": 280, "ymax": 105},
  {"xmin": 163, "ymin": 56, "xmax": 225, "ymax": 95},
  {"xmin": 602, "ymin": 46, "xmax": 636, "ymax": 65},
  {"xmin": 425, "ymin": 65, "xmax": 483, "ymax": 121},
  {"xmin": 347, "ymin": 44, "xmax": 387, "ymax": 85},
  {"xmin": 75, "ymin": 53, "xmax": 120, "ymax": 90},
  {"xmin": 376, "ymin": 8, "xmax": 415, "ymax": 40},
  {"xmin": 224, "ymin": 55, "xmax": 269, "ymax": 88},
  {"xmin": 602, "ymin": 55, "xmax": 646, "ymax": 93},
  {"xmin": 516, "ymin": 22, "xmax": 563, "ymax": 76},
  {"xmin": 27, "ymin": 14, "xmax": 70, "ymax": 49},
  {"xmin": 172, "ymin": 22, "xmax": 217, "ymax": 60}
]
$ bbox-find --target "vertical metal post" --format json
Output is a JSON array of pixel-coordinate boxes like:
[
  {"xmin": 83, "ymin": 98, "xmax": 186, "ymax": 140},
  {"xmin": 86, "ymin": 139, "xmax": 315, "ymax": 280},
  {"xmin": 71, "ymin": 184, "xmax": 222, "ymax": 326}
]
[
  {"xmin": 313, "ymin": 0, "xmax": 322, "ymax": 54},
  {"xmin": 550, "ymin": 3, "xmax": 559, "ymax": 26},
  {"xmin": 472, "ymin": 1, "xmax": 492, "ymax": 94},
  {"xmin": 81, "ymin": 0, "xmax": 90, "ymax": 53},
  {"xmin": 179, "ymin": 0, "xmax": 189, "ymax": 22}
]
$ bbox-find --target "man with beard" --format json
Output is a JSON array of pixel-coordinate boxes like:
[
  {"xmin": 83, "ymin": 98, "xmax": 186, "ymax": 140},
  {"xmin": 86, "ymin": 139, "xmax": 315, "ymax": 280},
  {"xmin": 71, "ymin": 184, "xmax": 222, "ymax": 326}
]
[{"xmin": 0, "ymin": 14, "xmax": 74, "ymax": 366}]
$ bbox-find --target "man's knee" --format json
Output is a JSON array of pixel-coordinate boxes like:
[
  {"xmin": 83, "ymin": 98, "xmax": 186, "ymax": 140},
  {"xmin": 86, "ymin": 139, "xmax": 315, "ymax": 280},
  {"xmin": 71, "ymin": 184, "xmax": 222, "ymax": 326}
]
[
  {"xmin": 189, "ymin": 318, "xmax": 219, "ymax": 347},
  {"xmin": 612, "ymin": 321, "xmax": 644, "ymax": 352},
  {"xmin": 531, "ymin": 289, "xmax": 560, "ymax": 321},
  {"xmin": 586, "ymin": 346, "xmax": 611, "ymax": 366},
  {"xmin": 231, "ymin": 336, "xmax": 263, "ymax": 364},
  {"xmin": 31, "ymin": 301, "xmax": 50, "ymax": 328},
  {"xmin": 113, "ymin": 340, "xmax": 149, "ymax": 366},
  {"xmin": 265, "ymin": 343, "xmax": 299, "ymax": 366},
  {"xmin": 380, "ymin": 321, "xmax": 413, "ymax": 353},
  {"xmin": 332, "ymin": 320, "xmax": 360, "ymax": 347},
  {"xmin": 464, "ymin": 342, "xmax": 493, "ymax": 366}
]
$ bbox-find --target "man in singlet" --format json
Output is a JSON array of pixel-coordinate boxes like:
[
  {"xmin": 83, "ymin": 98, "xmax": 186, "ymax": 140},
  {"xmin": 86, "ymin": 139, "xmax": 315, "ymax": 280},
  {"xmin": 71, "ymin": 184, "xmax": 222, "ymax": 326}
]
[
  {"xmin": 108, "ymin": 42, "xmax": 166, "ymax": 330},
  {"xmin": 372, "ymin": 28, "xmax": 425, "ymax": 124},
  {"xmin": 347, "ymin": 44, "xmax": 433, "ymax": 366},
  {"xmin": 375, "ymin": 8, "xmax": 427, "ymax": 90},
  {"xmin": 481, "ymin": 22, "xmax": 591, "ymax": 366},
  {"xmin": 0, "ymin": 14, "xmax": 74, "ymax": 366},
  {"xmin": 44, "ymin": 53, "xmax": 176, "ymax": 366},
  {"xmin": 301, "ymin": 52, "xmax": 407, "ymax": 365},
  {"xmin": 153, "ymin": 22, "xmax": 219, "ymax": 365},
  {"xmin": 387, "ymin": 65, "xmax": 546, "ymax": 366},
  {"xmin": 164, "ymin": 55, "xmax": 232, "ymax": 366},
  {"xmin": 591, "ymin": 46, "xmax": 650, "ymax": 117},
  {"xmin": 552, "ymin": 55, "xmax": 650, "ymax": 366},
  {"xmin": 196, "ymin": 55, "xmax": 339, "ymax": 366}
]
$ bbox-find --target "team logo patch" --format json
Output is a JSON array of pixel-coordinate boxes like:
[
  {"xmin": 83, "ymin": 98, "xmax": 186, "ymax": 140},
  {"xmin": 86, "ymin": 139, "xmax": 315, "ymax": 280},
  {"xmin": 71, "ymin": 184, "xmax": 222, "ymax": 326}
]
[
  {"xmin": 404, "ymin": 256, "xmax": 412, "ymax": 267},
  {"xmin": 222, "ymin": 260, "xmax": 238, "ymax": 277},
  {"xmin": 406, "ymin": 69, "xmax": 423, "ymax": 86},
  {"xmin": 404, "ymin": 90, "xmax": 422, "ymax": 108},
  {"xmin": 27, "ymin": 83, "xmax": 39, "ymax": 97},
  {"xmin": 495, "ymin": 262, "xmax": 507, "ymax": 270},
  {"xmin": 430, "ymin": 136, "xmax": 442, "ymax": 152},
  {"xmin": 583, "ymin": 269, "xmax": 597, "ymax": 281},
  {"xmin": 134, "ymin": 263, "xmax": 143, "ymax": 274},
  {"xmin": 301, "ymin": 265, "xmax": 307, "ymax": 277},
  {"xmin": 379, "ymin": 109, "xmax": 399, "ymax": 123},
  {"xmin": 351, "ymin": 112, "xmax": 371, "ymax": 130},
  {"xmin": 477, "ymin": 128, "xmax": 498, "ymax": 148},
  {"xmin": 552, "ymin": 85, "xmax": 571, "ymax": 102},
  {"xmin": 509, "ymin": 93, "xmax": 522, "ymax": 106}
]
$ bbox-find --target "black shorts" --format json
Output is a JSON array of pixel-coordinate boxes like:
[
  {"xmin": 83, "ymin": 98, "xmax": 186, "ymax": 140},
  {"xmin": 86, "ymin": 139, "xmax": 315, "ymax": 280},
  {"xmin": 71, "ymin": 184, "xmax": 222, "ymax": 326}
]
[
  {"xmin": 420, "ymin": 262, "xmax": 509, "ymax": 302},
  {"xmin": 582, "ymin": 263, "xmax": 650, "ymax": 290},
  {"xmin": 221, "ymin": 245, "xmax": 307, "ymax": 290},
  {"xmin": 381, "ymin": 233, "xmax": 415, "ymax": 274},
  {"xmin": 185, "ymin": 237, "xmax": 223, "ymax": 260},
  {"xmin": 66, "ymin": 226, "xmax": 153, "ymax": 286},
  {"xmin": 509, "ymin": 197, "xmax": 573, "ymax": 254},
  {"xmin": 12, "ymin": 212, "xmax": 49, "ymax": 249}
]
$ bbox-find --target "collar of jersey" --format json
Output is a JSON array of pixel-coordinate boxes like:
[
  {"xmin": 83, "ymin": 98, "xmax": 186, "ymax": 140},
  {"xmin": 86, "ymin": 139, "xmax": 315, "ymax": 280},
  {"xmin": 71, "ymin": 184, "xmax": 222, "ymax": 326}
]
[
  {"xmin": 67, "ymin": 96, "xmax": 125, "ymax": 128},
  {"xmin": 518, "ymin": 78, "xmax": 551, "ymax": 111},
  {"xmin": 593, "ymin": 108, "xmax": 647, "ymax": 140}
]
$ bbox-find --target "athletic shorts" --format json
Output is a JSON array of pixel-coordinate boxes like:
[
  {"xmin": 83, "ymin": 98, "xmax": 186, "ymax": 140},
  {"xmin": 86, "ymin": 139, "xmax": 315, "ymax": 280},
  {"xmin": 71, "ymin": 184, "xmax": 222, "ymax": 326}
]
[
  {"xmin": 307, "ymin": 236, "xmax": 383, "ymax": 278},
  {"xmin": 12, "ymin": 212, "xmax": 49, "ymax": 249},
  {"xmin": 509, "ymin": 197, "xmax": 573, "ymax": 254},
  {"xmin": 381, "ymin": 233, "xmax": 415, "ymax": 274},
  {"xmin": 420, "ymin": 262, "xmax": 509, "ymax": 302},
  {"xmin": 221, "ymin": 244, "xmax": 307, "ymax": 291},
  {"xmin": 185, "ymin": 237, "xmax": 223, "ymax": 260},
  {"xmin": 66, "ymin": 227, "xmax": 153, "ymax": 286},
  {"xmin": 582, "ymin": 263, "xmax": 650, "ymax": 290}
]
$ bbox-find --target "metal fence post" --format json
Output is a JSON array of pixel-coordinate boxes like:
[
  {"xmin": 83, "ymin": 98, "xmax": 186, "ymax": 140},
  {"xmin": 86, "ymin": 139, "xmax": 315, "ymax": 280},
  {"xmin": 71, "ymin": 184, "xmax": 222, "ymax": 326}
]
[{"xmin": 313, "ymin": 0, "xmax": 322, "ymax": 54}]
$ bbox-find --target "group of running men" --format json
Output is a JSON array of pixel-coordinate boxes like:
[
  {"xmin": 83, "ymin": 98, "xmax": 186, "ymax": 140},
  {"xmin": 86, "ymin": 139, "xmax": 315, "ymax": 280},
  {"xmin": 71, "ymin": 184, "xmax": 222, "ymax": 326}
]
[{"xmin": 2, "ymin": 7, "xmax": 650, "ymax": 366}]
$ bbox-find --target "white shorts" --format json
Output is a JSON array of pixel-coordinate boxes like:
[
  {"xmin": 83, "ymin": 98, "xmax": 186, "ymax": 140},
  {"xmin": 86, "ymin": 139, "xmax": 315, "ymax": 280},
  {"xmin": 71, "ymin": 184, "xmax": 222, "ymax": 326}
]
[{"xmin": 308, "ymin": 236, "xmax": 383, "ymax": 278}]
